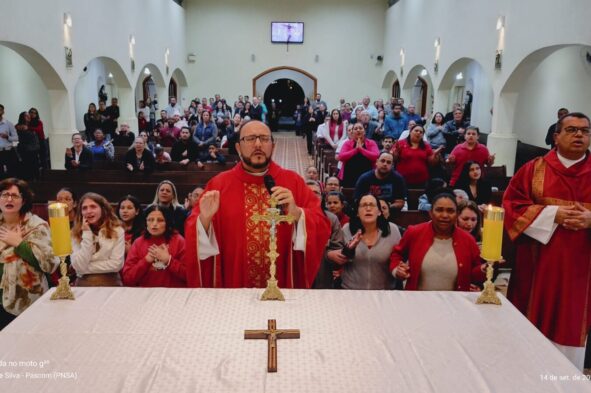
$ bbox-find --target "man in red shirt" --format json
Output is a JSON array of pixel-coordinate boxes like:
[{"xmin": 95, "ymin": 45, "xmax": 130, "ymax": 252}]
[{"xmin": 447, "ymin": 126, "xmax": 494, "ymax": 185}]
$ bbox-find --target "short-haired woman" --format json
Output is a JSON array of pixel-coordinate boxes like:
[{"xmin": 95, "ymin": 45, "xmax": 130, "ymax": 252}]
[
  {"xmin": 391, "ymin": 193, "xmax": 485, "ymax": 291},
  {"xmin": 0, "ymin": 178, "xmax": 58, "ymax": 329}
]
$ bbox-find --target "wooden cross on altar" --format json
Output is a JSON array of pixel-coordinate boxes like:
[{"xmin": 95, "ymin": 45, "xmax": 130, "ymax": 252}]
[{"xmin": 244, "ymin": 319, "xmax": 300, "ymax": 372}]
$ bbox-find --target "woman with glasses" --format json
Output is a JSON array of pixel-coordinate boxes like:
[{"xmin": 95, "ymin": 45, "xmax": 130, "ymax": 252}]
[
  {"xmin": 0, "ymin": 178, "xmax": 58, "ymax": 329},
  {"xmin": 334, "ymin": 194, "xmax": 401, "ymax": 290},
  {"xmin": 390, "ymin": 193, "xmax": 485, "ymax": 291}
]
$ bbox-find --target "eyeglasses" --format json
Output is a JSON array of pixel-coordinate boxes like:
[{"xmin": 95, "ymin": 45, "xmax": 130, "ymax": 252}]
[
  {"xmin": 0, "ymin": 192, "xmax": 22, "ymax": 201},
  {"xmin": 359, "ymin": 203, "xmax": 378, "ymax": 209},
  {"xmin": 240, "ymin": 135, "xmax": 273, "ymax": 144},
  {"xmin": 563, "ymin": 126, "xmax": 590, "ymax": 135}
]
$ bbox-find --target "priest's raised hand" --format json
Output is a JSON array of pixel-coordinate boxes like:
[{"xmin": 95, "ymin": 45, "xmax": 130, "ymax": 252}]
[{"xmin": 198, "ymin": 190, "xmax": 220, "ymax": 232}]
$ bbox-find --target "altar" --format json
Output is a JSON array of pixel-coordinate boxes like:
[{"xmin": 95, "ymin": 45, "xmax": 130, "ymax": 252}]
[{"xmin": 0, "ymin": 288, "xmax": 589, "ymax": 392}]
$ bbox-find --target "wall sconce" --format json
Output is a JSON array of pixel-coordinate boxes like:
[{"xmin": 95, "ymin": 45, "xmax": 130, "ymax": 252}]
[
  {"xmin": 251, "ymin": 54, "xmax": 255, "ymax": 62},
  {"xmin": 129, "ymin": 35, "xmax": 135, "ymax": 46},
  {"xmin": 63, "ymin": 13, "xmax": 72, "ymax": 27},
  {"xmin": 456, "ymin": 72, "xmax": 463, "ymax": 80},
  {"xmin": 314, "ymin": 54, "xmax": 319, "ymax": 63},
  {"xmin": 434, "ymin": 38, "xmax": 440, "ymax": 48},
  {"xmin": 400, "ymin": 48, "xmax": 405, "ymax": 77},
  {"xmin": 165, "ymin": 48, "xmax": 170, "ymax": 75},
  {"xmin": 496, "ymin": 16, "xmax": 505, "ymax": 31}
]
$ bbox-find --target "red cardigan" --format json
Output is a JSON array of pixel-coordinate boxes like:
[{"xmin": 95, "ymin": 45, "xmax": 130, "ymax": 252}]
[
  {"xmin": 122, "ymin": 234, "xmax": 187, "ymax": 287},
  {"xmin": 389, "ymin": 222, "xmax": 485, "ymax": 291}
]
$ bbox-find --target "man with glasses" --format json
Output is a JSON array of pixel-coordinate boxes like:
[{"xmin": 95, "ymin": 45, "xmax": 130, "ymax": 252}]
[
  {"xmin": 184, "ymin": 120, "xmax": 331, "ymax": 289},
  {"xmin": 503, "ymin": 112, "xmax": 591, "ymax": 370},
  {"xmin": 0, "ymin": 104, "xmax": 19, "ymax": 179},
  {"xmin": 354, "ymin": 151, "xmax": 407, "ymax": 212}
]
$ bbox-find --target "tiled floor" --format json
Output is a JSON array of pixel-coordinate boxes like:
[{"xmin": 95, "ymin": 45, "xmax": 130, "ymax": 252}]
[{"xmin": 271, "ymin": 131, "xmax": 313, "ymax": 176}]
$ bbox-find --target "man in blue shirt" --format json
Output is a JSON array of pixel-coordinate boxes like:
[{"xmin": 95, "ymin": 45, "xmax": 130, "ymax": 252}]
[
  {"xmin": 383, "ymin": 103, "xmax": 408, "ymax": 140},
  {"xmin": 354, "ymin": 151, "xmax": 407, "ymax": 212}
]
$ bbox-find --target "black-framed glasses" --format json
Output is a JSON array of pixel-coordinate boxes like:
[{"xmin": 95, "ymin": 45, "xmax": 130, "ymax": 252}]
[
  {"xmin": 563, "ymin": 126, "xmax": 590, "ymax": 135},
  {"xmin": 240, "ymin": 135, "xmax": 273, "ymax": 144}
]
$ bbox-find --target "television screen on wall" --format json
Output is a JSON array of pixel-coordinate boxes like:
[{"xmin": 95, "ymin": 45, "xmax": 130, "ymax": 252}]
[{"xmin": 271, "ymin": 22, "xmax": 304, "ymax": 44}]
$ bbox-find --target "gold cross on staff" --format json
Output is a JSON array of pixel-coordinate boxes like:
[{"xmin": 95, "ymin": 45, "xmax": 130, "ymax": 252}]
[
  {"xmin": 250, "ymin": 197, "xmax": 295, "ymax": 301},
  {"xmin": 244, "ymin": 319, "xmax": 300, "ymax": 372}
]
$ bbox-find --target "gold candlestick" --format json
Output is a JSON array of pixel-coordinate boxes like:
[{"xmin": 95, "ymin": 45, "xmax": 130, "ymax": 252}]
[
  {"xmin": 251, "ymin": 197, "xmax": 295, "ymax": 301},
  {"xmin": 476, "ymin": 206, "xmax": 504, "ymax": 305},
  {"xmin": 48, "ymin": 203, "xmax": 75, "ymax": 301}
]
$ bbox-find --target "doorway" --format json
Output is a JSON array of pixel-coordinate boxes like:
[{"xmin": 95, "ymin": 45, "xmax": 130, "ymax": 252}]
[{"xmin": 263, "ymin": 79, "xmax": 304, "ymax": 119}]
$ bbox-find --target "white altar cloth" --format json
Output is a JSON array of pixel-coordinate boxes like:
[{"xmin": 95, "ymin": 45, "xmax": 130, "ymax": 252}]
[{"xmin": 0, "ymin": 288, "xmax": 589, "ymax": 393}]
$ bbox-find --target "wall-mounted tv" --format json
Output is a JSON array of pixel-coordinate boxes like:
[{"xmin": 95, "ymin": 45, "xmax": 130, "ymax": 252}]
[{"xmin": 271, "ymin": 22, "xmax": 304, "ymax": 44}]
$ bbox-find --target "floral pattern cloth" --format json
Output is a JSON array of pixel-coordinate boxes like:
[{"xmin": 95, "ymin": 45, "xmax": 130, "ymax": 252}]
[{"xmin": 0, "ymin": 213, "xmax": 59, "ymax": 315}]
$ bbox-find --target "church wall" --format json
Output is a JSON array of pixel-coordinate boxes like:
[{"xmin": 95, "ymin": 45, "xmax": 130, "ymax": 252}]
[
  {"xmin": 512, "ymin": 45, "xmax": 591, "ymax": 147},
  {"xmin": 0, "ymin": 0, "xmax": 187, "ymax": 168},
  {"xmin": 184, "ymin": 0, "xmax": 387, "ymax": 110},
  {"xmin": 383, "ymin": 0, "xmax": 591, "ymax": 148},
  {"xmin": 0, "ymin": 46, "xmax": 53, "ymax": 129}
]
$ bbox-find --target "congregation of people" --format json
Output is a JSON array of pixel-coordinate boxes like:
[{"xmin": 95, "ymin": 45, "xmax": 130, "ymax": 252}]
[{"xmin": 1, "ymin": 92, "xmax": 590, "ymax": 370}]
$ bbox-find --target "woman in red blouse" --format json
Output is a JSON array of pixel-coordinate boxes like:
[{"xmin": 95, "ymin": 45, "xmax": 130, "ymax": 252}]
[
  {"xmin": 122, "ymin": 205, "xmax": 187, "ymax": 287},
  {"xmin": 390, "ymin": 193, "xmax": 485, "ymax": 291},
  {"xmin": 392, "ymin": 125, "xmax": 443, "ymax": 188}
]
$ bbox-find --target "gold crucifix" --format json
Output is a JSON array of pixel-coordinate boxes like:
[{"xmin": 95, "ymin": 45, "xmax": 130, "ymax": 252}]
[
  {"xmin": 244, "ymin": 319, "xmax": 300, "ymax": 372},
  {"xmin": 250, "ymin": 197, "xmax": 294, "ymax": 301}
]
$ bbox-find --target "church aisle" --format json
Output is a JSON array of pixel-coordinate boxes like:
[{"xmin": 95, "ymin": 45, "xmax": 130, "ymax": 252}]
[{"xmin": 271, "ymin": 132, "xmax": 313, "ymax": 176}]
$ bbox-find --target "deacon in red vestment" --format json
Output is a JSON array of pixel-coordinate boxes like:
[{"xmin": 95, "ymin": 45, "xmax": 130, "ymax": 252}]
[
  {"xmin": 184, "ymin": 120, "xmax": 331, "ymax": 289},
  {"xmin": 503, "ymin": 112, "xmax": 591, "ymax": 369}
]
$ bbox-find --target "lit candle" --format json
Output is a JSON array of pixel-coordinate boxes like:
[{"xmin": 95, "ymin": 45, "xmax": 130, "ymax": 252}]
[
  {"xmin": 481, "ymin": 205, "xmax": 504, "ymax": 261},
  {"xmin": 48, "ymin": 202, "xmax": 72, "ymax": 257}
]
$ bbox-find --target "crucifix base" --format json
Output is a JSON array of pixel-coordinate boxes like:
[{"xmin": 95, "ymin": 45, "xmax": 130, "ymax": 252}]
[{"xmin": 261, "ymin": 278, "xmax": 285, "ymax": 301}]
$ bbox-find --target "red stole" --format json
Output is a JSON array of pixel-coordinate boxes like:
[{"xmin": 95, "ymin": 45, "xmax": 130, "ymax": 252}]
[
  {"xmin": 503, "ymin": 150, "xmax": 591, "ymax": 346},
  {"xmin": 185, "ymin": 161, "xmax": 331, "ymax": 289}
]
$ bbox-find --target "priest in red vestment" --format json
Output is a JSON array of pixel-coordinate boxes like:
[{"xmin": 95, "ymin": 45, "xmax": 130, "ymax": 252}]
[
  {"xmin": 503, "ymin": 112, "xmax": 591, "ymax": 369},
  {"xmin": 184, "ymin": 120, "xmax": 331, "ymax": 289}
]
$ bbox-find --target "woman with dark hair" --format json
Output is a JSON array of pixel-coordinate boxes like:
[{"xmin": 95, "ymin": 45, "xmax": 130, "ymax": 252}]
[
  {"xmin": 390, "ymin": 193, "xmax": 485, "ymax": 291},
  {"xmin": 65, "ymin": 133, "xmax": 93, "ymax": 171},
  {"xmin": 325, "ymin": 191, "xmax": 349, "ymax": 227},
  {"xmin": 426, "ymin": 112, "xmax": 447, "ymax": 150},
  {"xmin": 457, "ymin": 200, "xmax": 481, "ymax": 243},
  {"xmin": 335, "ymin": 194, "xmax": 401, "ymax": 290},
  {"xmin": 0, "ymin": 178, "xmax": 58, "ymax": 328},
  {"xmin": 28, "ymin": 107, "xmax": 48, "ymax": 169},
  {"xmin": 240, "ymin": 101, "xmax": 253, "ymax": 119},
  {"xmin": 392, "ymin": 124, "xmax": 443, "ymax": 189},
  {"xmin": 15, "ymin": 111, "xmax": 41, "ymax": 180},
  {"xmin": 83, "ymin": 103, "xmax": 101, "ymax": 141},
  {"xmin": 56, "ymin": 188, "xmax": 78, "ymax": 226},
  {"xmin": 122, "ymin": 205, "xmax": 187, "ymax": 288},
  {"xmin": 317, "ymin": 109, "xmax": 347, "ymax": 149},
  {"xmin": 70, "ymin": 192, "xmax": 125, "ymax": 286},
  {"xmin": 455, "ymin": 160, "xmax": 492, "ymax": 208},
  {"xmin": 117, "ymin": 195, "xmax": 145, "ymax": 255},
  {"xmin": 149, "ymin": 180, "xmax": 188, "ymax": 235}
]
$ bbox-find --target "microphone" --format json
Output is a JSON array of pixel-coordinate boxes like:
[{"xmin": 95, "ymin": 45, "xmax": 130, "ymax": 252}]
[
  {"xmin": 264, "ymin": 175, "xmax": 275, "ymax": 196},
  {"xmin": 264, "ymin": 175, "xmax": 284, "ymax": 213}
]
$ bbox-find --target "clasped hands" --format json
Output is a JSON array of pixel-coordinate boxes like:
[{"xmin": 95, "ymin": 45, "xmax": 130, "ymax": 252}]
[
  {"xmin": 145, "ymin": 244, "xmax": 170, "ymax": 265},
  {"xmin": 555, "ymin": 203, "xmax": 591, "ymax": 231}
]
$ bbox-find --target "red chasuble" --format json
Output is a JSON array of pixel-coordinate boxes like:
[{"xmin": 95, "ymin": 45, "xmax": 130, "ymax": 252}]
[
  {"xmin": 503, "ymin": 150, "xmax": 591, "ymax": 347},
  {"xmin": 184, "ymin": 161, "xmax": 331, "ymax": 289}
]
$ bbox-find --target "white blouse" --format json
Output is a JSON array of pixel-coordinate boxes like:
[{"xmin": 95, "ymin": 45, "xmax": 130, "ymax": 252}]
[{"xmin": 70, "ymin": 226, "xmax": 125, "ymax": 275}]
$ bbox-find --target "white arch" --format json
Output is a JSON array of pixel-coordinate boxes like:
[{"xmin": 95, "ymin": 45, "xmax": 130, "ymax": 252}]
[
  {"xmin": 401, "ymin": 65, "xmax": 434, "ymax": 117},
  {"xmin": 253, "ymin": 66, "xmax": 317, "ymax": 101}
]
